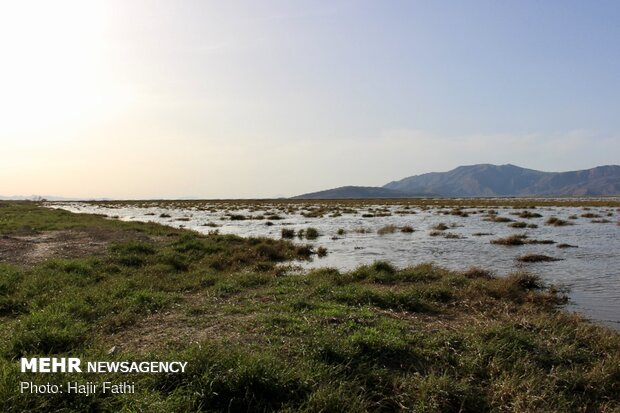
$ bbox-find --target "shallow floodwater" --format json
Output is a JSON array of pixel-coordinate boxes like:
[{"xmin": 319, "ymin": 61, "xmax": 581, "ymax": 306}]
[{"xmin": 51, "ymin": 201, "xmax": 620, "ymax": 330}]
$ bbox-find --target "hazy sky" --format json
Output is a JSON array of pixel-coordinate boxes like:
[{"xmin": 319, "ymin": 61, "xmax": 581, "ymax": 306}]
[{"xmin": 1, "ymin": 0, "xmax": 619, "ymax": 198}]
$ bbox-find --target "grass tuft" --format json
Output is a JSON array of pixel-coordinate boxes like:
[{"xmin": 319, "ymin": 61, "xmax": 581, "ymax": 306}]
[
  {"xmin": 516, "ymin": 254, "xmax": 562, "ymax": 263},
  {"xmin": 546, "ymin": 217, "xmax": 573, "ymax": 226}
]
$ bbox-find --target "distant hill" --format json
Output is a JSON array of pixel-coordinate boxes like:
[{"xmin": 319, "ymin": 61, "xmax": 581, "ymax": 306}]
[
  {"xmin": 293, "ymin": 164, "xmax": 620, "ymax": 199},
  {"xmin": 383, "ymin": 164, "xmax": 620, "ymax": 197},
  {"xmin": 292, "ymin": 186, "xmax": 433, "ymax": 200}
]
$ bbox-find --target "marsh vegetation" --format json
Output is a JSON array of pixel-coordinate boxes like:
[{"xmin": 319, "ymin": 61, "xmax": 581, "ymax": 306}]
[
  {"xmin": 516, "ymin": 254, "xmax": 562, "ymax": 263},
  {"xmin": 47, "ymin": 199, "xmax": 620, "ymax": 328},
  {"xmin": 1, "ymin": 202, "xmax": 619, "ymax": 412}
]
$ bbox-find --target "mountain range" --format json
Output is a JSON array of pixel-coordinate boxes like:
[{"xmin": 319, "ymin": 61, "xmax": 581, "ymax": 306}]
[{"xmin": 294, "ymin": 164, "xmax": 620, "ymax": 199}]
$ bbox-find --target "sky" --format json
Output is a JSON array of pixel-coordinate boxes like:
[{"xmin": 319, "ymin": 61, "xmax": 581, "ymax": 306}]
[{"xmin": 0, "ymin": 0, "xmax": 619, "ymax": 199}]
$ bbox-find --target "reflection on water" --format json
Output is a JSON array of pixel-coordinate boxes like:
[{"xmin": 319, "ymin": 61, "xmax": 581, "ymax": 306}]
[{"xmin": 51, "ymin": 201, "xmax": 620, "ymax": 330}]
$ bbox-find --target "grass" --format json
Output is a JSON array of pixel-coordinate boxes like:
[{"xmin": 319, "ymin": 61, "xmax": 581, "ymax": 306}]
[
  {"xmin": 0, "ymin": 202, "xmax": 180, "ymax": 236},
  {"xmin": 491, "ymin": 234, "xmax": 556, "ymax": 246},
  {"xmin": 305, "ymin": 227, "xmax": 319, "ymax": 240},
  {"xmin": 429, "ymin": 231, "xmax": 463, "ymax": 239},
  {"xmin": 281, "ymin": 228, "xmax": 295, "ymax": 239},
  {"xmin": 491, "ymin": 234, "xmax": 528, "ymax": 245},
  {"xmin": 509, "ymin": 221, "xmax": 527, "ymax": 228},
  {"xmin": 0, "ymin": 202, "xmax": 619, "ymax": 412},
  {"xmin": 82, "ymin": 198, "xmax": 620, "ymax": 212},
  {"xmin": 546, "ymin": 217, "xmax": 573, "ymax": 227},
  {"xmin": 487, "ymin": 215, "xmax": 513, "ymax": 223},
  {"xmin": 517, "ymin": 211, "xmax": 543, "ymax": 219},
  {"xmin": 581, "ymin": 213, "xmax": 601, "ymax": 218},
  {"xmin": 516, "ymin": 254, "xmax": 562, "ymax": 263},
  {"xmin": 449, "ymin": 208, "xmax": 469, "ymax": 217}
]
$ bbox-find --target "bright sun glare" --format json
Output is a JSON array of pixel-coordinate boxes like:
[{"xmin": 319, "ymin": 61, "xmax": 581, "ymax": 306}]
[{"xmin": 0, "ymin": 1, "xmax": 134, "ymax": 140}]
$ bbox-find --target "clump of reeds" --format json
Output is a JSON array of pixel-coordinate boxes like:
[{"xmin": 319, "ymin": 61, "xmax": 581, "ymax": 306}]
[
  {"xmin": 450, "ymin": 208, "xmax": 469, "ymax": 217},
  {"xmin": 281, "ymin": 228, "xmax": 295, "ymax": 239},
  {"xmin": 516, "ymin": 254, "xmax": 561, "ymax": 263},
  {"xmin": 517, "ymin": 211, "xmax": 542, "ymax": 219},
  {"xmin": 546, "ymin": 217, "xmax": 572, "ymax": 226},
  {"xmin": 581, "ymin": 213, "xmax": 601, "ymax": 218},
  {"xmin": 306, "ymin": 227, "xmax": 319, "ymax": 240},
  {"xmin": 484, "ymin": 215, "xmax": 513, "ymax": 223},
  {"xmin": 491, "ymin": 234, "xmax": 528, "ymax": 245},
  {"xmin": 302, "ymin": 209, "xmax": 326, "ymax": 218}
]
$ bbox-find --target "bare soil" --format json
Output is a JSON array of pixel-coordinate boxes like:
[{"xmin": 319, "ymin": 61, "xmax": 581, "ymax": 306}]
[{"xmin": 0, "ymin": 228, "xmax": 157, "ymax": 266}]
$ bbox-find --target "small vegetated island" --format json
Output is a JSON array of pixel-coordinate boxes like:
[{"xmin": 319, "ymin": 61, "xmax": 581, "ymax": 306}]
[{"xmin": 0, "ymin": 201, "xmax": 619, "ymax": 412}]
